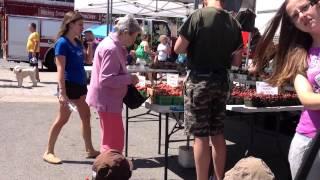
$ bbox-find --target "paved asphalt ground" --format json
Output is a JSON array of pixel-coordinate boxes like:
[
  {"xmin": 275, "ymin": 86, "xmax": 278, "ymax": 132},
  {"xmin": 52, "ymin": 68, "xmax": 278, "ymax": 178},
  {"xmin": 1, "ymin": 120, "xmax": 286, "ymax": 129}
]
[{"xmin": 0, "ymin": 60, "xmax": 296, "ymax": 180}]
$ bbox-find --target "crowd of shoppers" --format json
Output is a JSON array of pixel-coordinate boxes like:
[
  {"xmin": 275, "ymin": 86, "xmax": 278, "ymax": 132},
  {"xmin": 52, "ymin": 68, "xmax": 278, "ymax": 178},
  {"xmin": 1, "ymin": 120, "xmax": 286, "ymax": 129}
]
[{"xmin": 39, "ymin": 0, "xmax": 320, "ymax": 179}]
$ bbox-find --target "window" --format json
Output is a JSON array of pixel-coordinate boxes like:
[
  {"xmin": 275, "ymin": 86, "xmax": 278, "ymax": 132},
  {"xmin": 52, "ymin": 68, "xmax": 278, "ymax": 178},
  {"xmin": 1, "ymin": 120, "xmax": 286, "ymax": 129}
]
[
  {"xmin": 152, "ymin": 21, "xmax": 171, "ymax": 38},
  {"xmin": 152, "ymin": 21, "xmax": 171, "ymax": 48}
]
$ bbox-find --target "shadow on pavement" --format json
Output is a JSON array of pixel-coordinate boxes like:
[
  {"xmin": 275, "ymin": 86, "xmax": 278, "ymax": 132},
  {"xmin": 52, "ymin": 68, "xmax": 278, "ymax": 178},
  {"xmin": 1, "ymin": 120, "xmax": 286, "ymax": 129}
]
[
  {"xmin": 0, "ymin": 84, "xmax": 34, "ymax": 89},
  {"xmin": 0, "ymin": 79, "xmax": 15, "ymax": 82},
  {"xmin": 154, "ymin": 156, "xmax": 196, "ymax": 180},
  {"xmin": 224, "ymin": 114, "xmax": 294, "ymax": 180},
  {"xmin": 132, "ymin": 157, "xmax": 163, "ymax": 170},
  {"xmin": 62, "ymin": 160, "xmax": 93, "ymax": 165},
  {"xmin": 40, "ymin": 81, "xmax": 57, "ymax": 85},
  {"xmin": 0, "ymin": 84, "xmax": 45, "ymax": 88},
  {"xmin": 39, "ymin": 69, "xmax": 55, "ymax": 72},
  {"xmin": 129, "ymin": 118, "xmax": 160, "ymax": 123}
]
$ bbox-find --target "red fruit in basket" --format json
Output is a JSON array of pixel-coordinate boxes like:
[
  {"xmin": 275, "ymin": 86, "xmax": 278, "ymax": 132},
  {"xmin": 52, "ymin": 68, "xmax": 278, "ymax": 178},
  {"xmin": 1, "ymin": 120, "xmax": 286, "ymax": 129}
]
[{"xmin": 136, "ymin": 86, "xmax": 145, "ymax": 91}]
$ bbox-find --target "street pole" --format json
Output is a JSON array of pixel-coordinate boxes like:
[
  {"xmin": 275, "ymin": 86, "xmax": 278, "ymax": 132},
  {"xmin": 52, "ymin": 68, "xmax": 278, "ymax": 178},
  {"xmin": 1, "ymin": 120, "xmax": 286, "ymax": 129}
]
[
  {"xmin": 194, "ymin": 0, "xmax": 199, "ymax": 10},
  {"xmin": 110, "ymin": 0, "xmax": 113, "ymax": 33},
  {"xmin": 156, "ymin": 0, "xmax": 158, "ymax": 12},
  {"xmin": 245, "ymin": 0, "xmax": 257, "ymax": 69},
  {"xmin": 106, "ymin": 0, "xmax": 110, "ymax": 36}
]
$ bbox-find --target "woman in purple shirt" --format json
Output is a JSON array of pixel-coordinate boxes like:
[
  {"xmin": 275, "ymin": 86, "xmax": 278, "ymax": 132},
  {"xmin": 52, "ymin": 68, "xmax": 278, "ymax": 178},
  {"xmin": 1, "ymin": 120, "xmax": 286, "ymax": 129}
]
[
  {"xmin": 251, "ymin": 0, "xmax": 320, "ymax": 179},
  {"xmin": 86, "ymin": 15, "xmax": 140, "ymax": 153}
]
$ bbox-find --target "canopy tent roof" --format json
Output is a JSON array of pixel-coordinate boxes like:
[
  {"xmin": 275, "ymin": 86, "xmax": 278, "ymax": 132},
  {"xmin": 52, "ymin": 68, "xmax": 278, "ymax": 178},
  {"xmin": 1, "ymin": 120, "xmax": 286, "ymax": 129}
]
[
  {"xmin": 239, "ymin": 0, "xmax": 255, "ymax": 11},
  {"xmin": 75, "ymin": 0, "xmax": 256, "ymax": 18},
  {"xmin": 75, "ymin": 0, "xmax": 196, "ymax": 18},
  {"xmin": 84, "ymin": 24, "xmax": 112, "ymax": 38}
]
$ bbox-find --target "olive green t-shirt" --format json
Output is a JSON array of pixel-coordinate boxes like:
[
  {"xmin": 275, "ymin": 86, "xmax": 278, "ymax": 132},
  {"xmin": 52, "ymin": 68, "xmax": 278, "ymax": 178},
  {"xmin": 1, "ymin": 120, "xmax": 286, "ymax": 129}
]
[{"xmin": 179, "ymin": 7, "xmax": 243, "ymax": 71}]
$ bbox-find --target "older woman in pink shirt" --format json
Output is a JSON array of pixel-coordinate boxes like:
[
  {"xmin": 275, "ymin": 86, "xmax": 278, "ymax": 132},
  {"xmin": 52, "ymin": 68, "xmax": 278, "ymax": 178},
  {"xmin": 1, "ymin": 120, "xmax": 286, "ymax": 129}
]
[{"xmin": 86, "ymin": 15, "xmax": 140, "ymax": 153}]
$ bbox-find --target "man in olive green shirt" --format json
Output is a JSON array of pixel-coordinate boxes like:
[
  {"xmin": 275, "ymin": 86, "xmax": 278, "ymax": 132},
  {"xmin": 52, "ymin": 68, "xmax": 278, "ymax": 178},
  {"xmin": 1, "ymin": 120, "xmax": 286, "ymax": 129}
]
[{"xmin": 174, "ymin": 0, "xmax": 243, "ymax": 179}]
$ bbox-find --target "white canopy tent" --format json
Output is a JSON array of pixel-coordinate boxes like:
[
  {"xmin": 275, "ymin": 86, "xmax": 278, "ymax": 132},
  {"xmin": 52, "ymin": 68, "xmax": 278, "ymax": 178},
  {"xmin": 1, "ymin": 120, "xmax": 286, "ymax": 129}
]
[
  {"xmin": 74, "ymin": 0, "xmax": 197, "ymax": 18},
  {"xmin": 75, "ymin": 0, "xmax": 255, "ymax": 35}
]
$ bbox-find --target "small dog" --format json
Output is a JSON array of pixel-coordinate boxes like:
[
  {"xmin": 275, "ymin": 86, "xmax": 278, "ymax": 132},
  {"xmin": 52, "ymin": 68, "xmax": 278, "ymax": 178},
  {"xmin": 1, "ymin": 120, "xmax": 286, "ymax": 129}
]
[{"xmin": 13, "ymin": 65, "xmax": 37, "ymax": 87}]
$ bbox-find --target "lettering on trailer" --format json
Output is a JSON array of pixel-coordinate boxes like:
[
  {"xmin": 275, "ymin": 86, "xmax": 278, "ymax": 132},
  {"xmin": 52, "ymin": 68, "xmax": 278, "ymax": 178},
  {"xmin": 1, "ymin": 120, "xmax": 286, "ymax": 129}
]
[
  {"xmin": 38, "ymin": 8, "xmax": 99, "ymax": 21},
  {"xmin": 39, "ymin": 9, "xmax": 55, "ymax": 17},
  {"xmin": 80, "ymin": 13, "xmax": 98, "ymax": 21}
]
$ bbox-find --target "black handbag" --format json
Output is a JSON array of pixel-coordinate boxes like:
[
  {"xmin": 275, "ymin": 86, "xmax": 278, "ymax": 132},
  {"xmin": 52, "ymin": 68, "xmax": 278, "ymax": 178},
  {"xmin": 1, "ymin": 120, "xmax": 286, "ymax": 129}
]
[{"xmin": 123, "ymin": 84, "xmax": 148, "ymax": 109}]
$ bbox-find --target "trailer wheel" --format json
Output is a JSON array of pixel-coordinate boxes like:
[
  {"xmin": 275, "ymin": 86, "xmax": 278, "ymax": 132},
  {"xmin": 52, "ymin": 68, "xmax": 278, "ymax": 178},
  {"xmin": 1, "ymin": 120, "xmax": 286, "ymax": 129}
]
[{"xmin": 44, "ymin": 49, "xmax": 56, "ymax": 72}]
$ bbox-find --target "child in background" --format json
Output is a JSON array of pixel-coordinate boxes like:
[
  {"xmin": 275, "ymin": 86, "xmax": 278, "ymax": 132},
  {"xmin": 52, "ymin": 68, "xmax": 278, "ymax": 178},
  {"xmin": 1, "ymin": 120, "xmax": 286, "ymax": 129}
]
[
  {"xmin": 135, "ymin": 34, "xmax": 151, "ymax": 65},
  {"xmin": 156, "ymin": 35, "xmax": 171, "ymax": 62},
  {"xmin": 127, "ymin": 50, "xmax": 136, "ymax": 65}
]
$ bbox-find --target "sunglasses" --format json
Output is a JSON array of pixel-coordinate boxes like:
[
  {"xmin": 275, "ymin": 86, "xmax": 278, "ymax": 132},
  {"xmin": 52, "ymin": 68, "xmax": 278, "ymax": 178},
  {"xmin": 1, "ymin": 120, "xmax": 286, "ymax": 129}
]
[{"xmin": 291, "ymin": 0, "xmax": 319, "ymax": 22}]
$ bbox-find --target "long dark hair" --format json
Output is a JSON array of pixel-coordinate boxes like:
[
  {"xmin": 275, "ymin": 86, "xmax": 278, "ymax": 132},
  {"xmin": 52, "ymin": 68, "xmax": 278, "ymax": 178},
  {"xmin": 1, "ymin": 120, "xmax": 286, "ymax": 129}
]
[
  {"xmin": 254, "ymin": 1, "xmax": 312, "ymax": 87},
  {"xmin": 56, "ymin": 11, "xmax": 83, "ymax": 40}
]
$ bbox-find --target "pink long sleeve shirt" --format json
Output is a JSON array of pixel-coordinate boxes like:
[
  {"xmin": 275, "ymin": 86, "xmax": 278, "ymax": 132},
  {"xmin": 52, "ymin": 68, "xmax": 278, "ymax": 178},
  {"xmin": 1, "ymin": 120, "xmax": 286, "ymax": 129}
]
[{"xmin": 86, "ymin": 33, "xmax": 132, "ymax": 113}]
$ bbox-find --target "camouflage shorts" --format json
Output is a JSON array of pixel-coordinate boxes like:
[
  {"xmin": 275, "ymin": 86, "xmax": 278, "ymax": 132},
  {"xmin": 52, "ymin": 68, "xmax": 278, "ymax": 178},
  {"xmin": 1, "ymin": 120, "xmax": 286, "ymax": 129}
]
[{"xmin": 184, "ymin": 74, "xmax": 230, "ymax": 137}]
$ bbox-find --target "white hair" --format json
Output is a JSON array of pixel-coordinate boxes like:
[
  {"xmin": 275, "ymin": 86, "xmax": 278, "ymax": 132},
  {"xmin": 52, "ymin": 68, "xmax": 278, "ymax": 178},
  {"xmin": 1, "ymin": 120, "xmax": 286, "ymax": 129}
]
[{"xmin": 114, "ymin": 14, "xmax": 141, "ymax": 34}]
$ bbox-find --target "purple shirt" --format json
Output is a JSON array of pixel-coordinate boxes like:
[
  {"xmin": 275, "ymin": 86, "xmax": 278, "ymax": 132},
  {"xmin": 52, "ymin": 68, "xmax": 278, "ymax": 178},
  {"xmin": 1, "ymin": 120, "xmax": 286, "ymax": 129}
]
[
  {"xmin": 86, "ymin": 33, "xmax": 132, "ymax": 113},
  {"xmin": 296, "ymin": 47, "xmax": 320, "ymax": 138}
]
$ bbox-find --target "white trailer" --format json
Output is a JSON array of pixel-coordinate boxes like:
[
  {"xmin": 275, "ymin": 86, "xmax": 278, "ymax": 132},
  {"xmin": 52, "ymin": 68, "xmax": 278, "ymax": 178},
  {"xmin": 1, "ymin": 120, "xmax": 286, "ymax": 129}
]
[
  {"xmin": 255, "ymin": 0, "xmax": 284, "ymax": 35},
  {"xmin": 7, "ymin": 15, "xmax": 40, "ymax": 61},
  {"xmin": 6, "ymin": 15, "xmax": 99, "ymax": 70}
]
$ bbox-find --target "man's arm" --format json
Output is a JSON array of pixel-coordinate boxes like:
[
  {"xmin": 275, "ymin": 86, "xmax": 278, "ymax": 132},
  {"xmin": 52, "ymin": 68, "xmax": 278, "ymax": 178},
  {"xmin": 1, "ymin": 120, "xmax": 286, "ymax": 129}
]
[
  {"xmin": 231, "ymin": 22, "xmax": 244, "ymax": 67},
  {"xmin": 32, "ymin": 33, "xmax": 40, "ymax": 57},
  {"xmin": 231, "ymin": 49, "xmax": 243, "ymax": 67},
  {"xmin": 85, "ymin": 42, "xmax": 94, "ymax": 64},
  {"xmin": 33, "ymin": 40, "xmax": 39, "ymax": 56},
  {"xmin": 174, "ymin": 35, "xmax": 189, "ymax": 54}
]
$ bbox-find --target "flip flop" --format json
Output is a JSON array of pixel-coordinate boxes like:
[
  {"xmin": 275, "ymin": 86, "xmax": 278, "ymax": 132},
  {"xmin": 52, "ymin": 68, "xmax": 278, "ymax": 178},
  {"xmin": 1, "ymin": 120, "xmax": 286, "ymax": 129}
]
[
  {"xmin": 43, "ymin": 152, "xmax": 62, "ymax": 164},
  {"xmin": 86, "ymin": 150, "xmax": 100, "ymax": 159}
]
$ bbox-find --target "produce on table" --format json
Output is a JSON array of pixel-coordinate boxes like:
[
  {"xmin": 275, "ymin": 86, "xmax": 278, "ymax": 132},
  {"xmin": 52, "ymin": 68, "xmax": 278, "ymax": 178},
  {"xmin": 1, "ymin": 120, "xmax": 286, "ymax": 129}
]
[
  {"xmin": 229, "ymin": 87, "xmax": 301, "ymax": 107},
  {"xmin": 138, "ymin": 83, "xmax": 184, "ymax": 105}
]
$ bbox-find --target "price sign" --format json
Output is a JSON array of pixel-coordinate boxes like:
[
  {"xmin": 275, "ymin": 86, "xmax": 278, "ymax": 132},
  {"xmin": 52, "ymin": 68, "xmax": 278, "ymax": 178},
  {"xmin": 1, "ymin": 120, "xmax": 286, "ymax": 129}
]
[
  {"xmin": 167, "ymin": 73, "xmax": 179, "ymax": 87},
  {"xmin": 137, "ymin": 75, "xmax": 146, "ymax": 87},
  {"xmin": 256, "ymin": 81, "xmax": 278, "ymax": 95}
]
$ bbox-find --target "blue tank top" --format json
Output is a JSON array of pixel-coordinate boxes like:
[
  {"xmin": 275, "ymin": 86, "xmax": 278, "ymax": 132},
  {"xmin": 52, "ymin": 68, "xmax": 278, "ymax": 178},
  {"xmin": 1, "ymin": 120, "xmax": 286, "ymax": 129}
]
[{"xmin": 55, "ymin": 36, "xmax": 86, "ymax": 85}]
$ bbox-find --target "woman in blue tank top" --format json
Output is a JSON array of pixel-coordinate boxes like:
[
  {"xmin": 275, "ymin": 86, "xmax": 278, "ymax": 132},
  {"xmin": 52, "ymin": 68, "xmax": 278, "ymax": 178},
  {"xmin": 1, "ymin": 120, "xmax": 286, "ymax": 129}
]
[{"xmin": 43, "ymin": 11, "xmax": 99, "ymax": 164}]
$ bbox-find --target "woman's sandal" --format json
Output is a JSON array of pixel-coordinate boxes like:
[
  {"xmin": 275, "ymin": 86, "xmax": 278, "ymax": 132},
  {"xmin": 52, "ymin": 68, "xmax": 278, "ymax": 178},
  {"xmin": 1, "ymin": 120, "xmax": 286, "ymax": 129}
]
[
  {"xmin": 43, "ymin": 152, "xmax": 62, "ymax": 164},
  {"xmin": 86, "ymin": 150, "xmax": 100, "ymax": 159}
]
